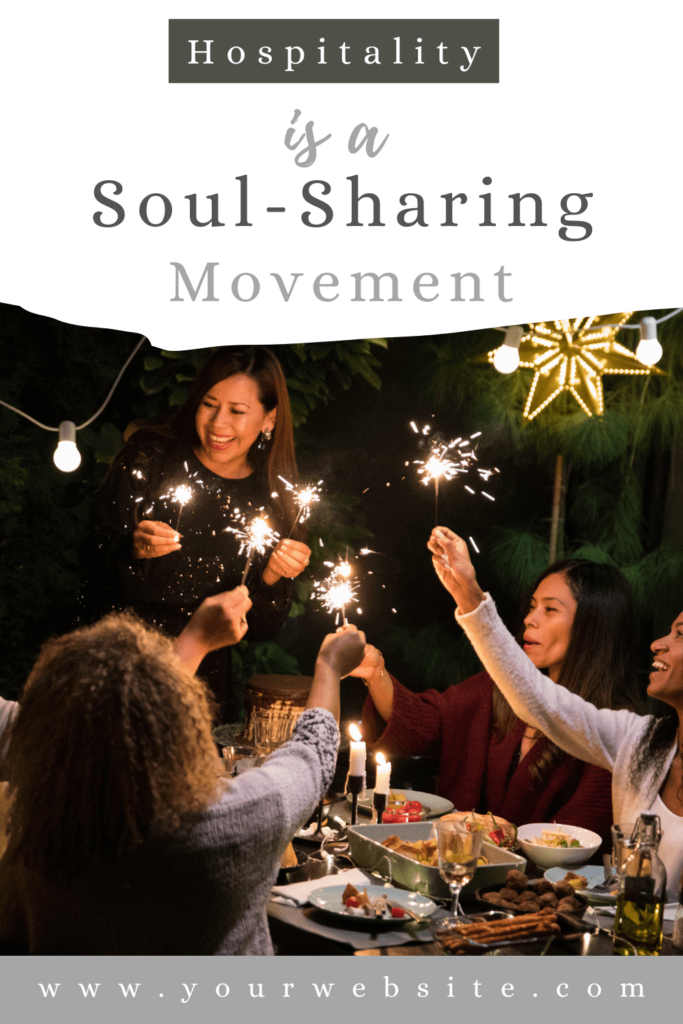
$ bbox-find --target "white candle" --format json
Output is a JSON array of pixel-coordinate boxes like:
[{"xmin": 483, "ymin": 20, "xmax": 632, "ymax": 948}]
[
  {"xmin": 375, "ymin": 753, "xmax": 391, "ymax": 795},
  {"xmin": 348, "ymin": 724, "xmax": 366, "ymax": 777}
]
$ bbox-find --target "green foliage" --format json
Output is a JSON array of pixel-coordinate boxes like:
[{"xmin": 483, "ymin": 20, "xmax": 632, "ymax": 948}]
[
  {"xmin": 382, "ymin": 623, "xmax": 482, "ymax": 692},
  {"xmin": 487, "ymin": 529, "xmax": 550, "ymax": 600}
]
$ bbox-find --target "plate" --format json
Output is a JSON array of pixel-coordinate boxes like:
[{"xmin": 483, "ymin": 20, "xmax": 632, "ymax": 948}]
[
  {"xmin": 307, "ymin": 883, "xmax": 437, "ymax": 923},
  {"xmin": 544, "ymin": 865, "xmax": 618, "ymax": 905},
  {"xmin": 344, "ymin": 790, "xmax": 454, "ymax": 819}
]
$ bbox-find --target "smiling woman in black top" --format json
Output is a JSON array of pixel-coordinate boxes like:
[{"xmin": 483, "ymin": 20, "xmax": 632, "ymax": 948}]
[{"xmin": 82, "ymin": 347, "xmax": 311, "ymax": 720}]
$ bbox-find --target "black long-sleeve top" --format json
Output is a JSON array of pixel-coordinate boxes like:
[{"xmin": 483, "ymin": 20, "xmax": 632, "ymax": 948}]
[{"xmin": 80, "ymin": 443, "xmax": 292, "ymax": 718}]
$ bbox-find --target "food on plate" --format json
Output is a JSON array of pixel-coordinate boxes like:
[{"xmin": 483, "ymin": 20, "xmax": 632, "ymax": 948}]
[
  {"xmin": 380, "ymin": 834, "xmax": 489, "ymax": 868},
  {"xmin": 436, "ymin": 910, "xmax": 560, "ymax": 954},
  {"xmin": 526, "ymin": 825, "xmax": 582, "ymax": 848},
  {"xmin": 441, "ymin": 810, "xmax": 518, "ymax": 850},
  {"xmin": 381, "ymin": 791, "xmax": 424, "ymax": 822},
  {"xmin": 342, "ymin": 883, "xmax": 361, "ymax": 904},
  {"xmin": 479, "ymin": 869, "xmax": 587, "ymax": 915},
  {"xmin": 563, "ymin": 871, "xmax": 588, "ymax": 889},
  {"xmin": 390, "ymin": 906, "xmax": 405, "ymax": 919},
  {"xmin": 340, "ymin": 884, "xmax": 394, "ymax": 918}
]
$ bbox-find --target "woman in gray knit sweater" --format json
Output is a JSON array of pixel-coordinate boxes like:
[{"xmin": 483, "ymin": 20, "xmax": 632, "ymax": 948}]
[
  {"xmin": 0, "ymin": 599, "xmax": 363, "ymax": 955},
  {"xmin": 427, "ymin": 526, "xmax": 683, "ymax": 900}
]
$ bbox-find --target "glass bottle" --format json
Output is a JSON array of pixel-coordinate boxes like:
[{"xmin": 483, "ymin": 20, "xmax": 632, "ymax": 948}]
[
  {"xmin": 614, "ymin": 812, "xmax": 667, "ymax": 956},
  {"xmin": 673, "ymin": 868, "xmax": 683, "ymax": 951}
]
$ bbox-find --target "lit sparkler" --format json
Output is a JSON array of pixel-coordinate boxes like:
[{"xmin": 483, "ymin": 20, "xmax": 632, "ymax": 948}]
[
  {"xmin": 277, "ymin": 476, "xmax": 323, "ymax": 536},
  {"xmin": 411, "ymin": 422, "xmax": 499, "ymax": 525},
  {"xmin": 171, "ymin": 483, "xmax": 193, "ymax": 530},
  {"xmin": 314, "ymin": 559, "xmax": 359, "ymax": 626},
  {"xmin": 226, "ymin": 511, "xmax": 280, "ymax": 585}
]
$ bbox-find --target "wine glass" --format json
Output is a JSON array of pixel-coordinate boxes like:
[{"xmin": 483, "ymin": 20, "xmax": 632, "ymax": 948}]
[{"xmin": 436, "ymin": 820, "xmax": 484, "ymax": 917}]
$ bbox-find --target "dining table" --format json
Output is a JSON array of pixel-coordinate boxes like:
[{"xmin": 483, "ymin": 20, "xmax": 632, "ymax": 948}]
[{"xmin": 267, "ymin": 797, "xmax": 683, "ymax": 957}]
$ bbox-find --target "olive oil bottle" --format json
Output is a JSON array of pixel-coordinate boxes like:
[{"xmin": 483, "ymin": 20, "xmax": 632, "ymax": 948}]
[{"xmin": 614, "ymin": 813, "xmax": 666, "ymax": 956}]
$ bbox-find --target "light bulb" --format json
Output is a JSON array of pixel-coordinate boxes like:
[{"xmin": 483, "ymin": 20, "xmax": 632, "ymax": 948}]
[
  {"xmin": 53, "ymin": 421, "xmax": 81, "ymax": 472},
  {"xmin": 636, "ymin": 338, "xmax": 663, "ymax": 366},
  {"xmin": 636, "ymin": 316, "xmax": 662, "ymax": 366},
  {"xmin": 492, "ymin": 344, "xmax": 520, "ymax": 374}
]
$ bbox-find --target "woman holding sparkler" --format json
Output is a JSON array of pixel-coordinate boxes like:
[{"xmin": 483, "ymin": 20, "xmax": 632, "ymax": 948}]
[
  {"xmin": 357, "ymin": 548, "xmax": 641, "ymax": 852},
  {"xmin": 81, "ymin": 347, "xmax": 312, "ymax": 720}
]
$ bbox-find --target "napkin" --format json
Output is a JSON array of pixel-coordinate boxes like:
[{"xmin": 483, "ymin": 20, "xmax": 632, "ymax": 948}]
[{"xmin": 271, "ymin": 868, "xmax": 376, "ymax": 907}]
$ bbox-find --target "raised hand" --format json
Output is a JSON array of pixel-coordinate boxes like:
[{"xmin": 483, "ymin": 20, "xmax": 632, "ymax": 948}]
[
  {"xmin": 174, "ymin": 587, "xmax": 252, "ymax": 672},
  {"xmin": 133, "ymin": 519, "xmax": 182, "ymax": 559},
  {"xmin": 427, "ymin": 526, "xmax": 485, "ymax": 613},
  {"xmin": 317, "ymin": 629, "xmax": 366, "ymax": 679},
  {"xmin": 262, "ymin": 539, "xmax": 311, "ymax": 586}
]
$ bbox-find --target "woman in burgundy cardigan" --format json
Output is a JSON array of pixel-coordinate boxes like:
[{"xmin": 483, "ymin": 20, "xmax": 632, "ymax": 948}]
[{"xmin": 358, "ymin": 558, "xmax": 641, "ymax": 850}]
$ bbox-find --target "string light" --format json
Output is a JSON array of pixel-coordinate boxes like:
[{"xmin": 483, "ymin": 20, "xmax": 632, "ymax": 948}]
[
  {"xmin": 492, "ymin": 325, "xmax": 523, "ymax": 374},
  {"xmin": 0, "ymin": 336, "xmax": 147, "ymax": 471},
  {"xmin": 488, "ymin": 316, "xmax": 661, "ymax": 419},
  {"xmin": 488, "ymin": 310, "xmax": 680, "ymax": 418},
  {"xmin": 53, "ymin": 421, "xmax": 81, "ymax": 472},
  {"xmin": 636, "ymin": 316, "xmax": 663, "ymax": 366}
]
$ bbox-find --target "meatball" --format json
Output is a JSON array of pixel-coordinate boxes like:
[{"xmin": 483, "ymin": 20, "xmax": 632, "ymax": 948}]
[
  {"xmin": 506, "ymin": 870, "xmax": 529, "ymax": 893},
  {"xmin": 553, "ymin": 881, "xmax": 575, "ymax": 899},
  {"xmin": 498, "ymin": 887, "xmax": 520, "ymax": 902},
  {"xmin": 518, "ymin": 900, "xmax": 541, "ymax": 914},
  {"xmin": 557, "ymin": 896, "xmax": 582, "ymax": 913},
  {"xmin": 539, "ymin": 892, "xmax": 559, "ymax": 908},
  {"xmin": 530, "ymin": 879, "xmax": 554, "ymax": 896}
]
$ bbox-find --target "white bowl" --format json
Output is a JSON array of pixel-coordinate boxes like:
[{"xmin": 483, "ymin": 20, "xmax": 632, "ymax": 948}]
[{"xmin": 516, "ymin": 823, "xmax": 602, "ymax": 869}]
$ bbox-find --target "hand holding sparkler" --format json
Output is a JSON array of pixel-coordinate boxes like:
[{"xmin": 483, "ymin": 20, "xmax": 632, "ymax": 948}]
[
  {"xmin": 132, "ymin": 520, "xmax": 182, "ymax": 559},
  {"xmin": 262, "ymin": 539, "xmax": 312, "ymax": 586},
  {"xmin": 428, "ymin": 526, "xmax": 485, "ymax": 614},
  {"xmin": 174, "ymin": 586, "xmax": 252, "ymax": 673}
]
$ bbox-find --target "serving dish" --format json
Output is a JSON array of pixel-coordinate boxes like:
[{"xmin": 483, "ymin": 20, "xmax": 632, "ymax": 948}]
[
  {"xmin": 307, "ymin": 883, "xmax": 437, "ymax": 925},
  {"xmin": 344, "ymin": 789, "xmax": 454, "ymax": 819},
  {"xmin": 475, "ymin": 882, "xmax": 589, "ymax": 921},
  {"xmin": 517, "ymin": 823, "xmax": 602, "ymax": 869},
  {"xmin": 348, "ymin": 822, "xmax": 527, "ymax": 900}
]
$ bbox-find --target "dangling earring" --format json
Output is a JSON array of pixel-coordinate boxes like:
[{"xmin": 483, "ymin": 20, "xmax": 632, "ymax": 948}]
[{"xmin": 257, "ymin": 428, "xmax": 272, "ymax": 451}]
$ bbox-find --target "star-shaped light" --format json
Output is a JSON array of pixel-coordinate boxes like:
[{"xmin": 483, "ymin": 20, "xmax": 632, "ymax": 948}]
[{"xmin": 488, "ymin": 314, "xmax": 661, "ymax": 420}]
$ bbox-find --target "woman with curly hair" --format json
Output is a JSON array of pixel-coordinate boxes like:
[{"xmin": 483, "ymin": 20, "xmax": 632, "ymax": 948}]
[
  {"xmin": 357, "ymin": 555, "xmax": 641, "ymax": 853},
  {"xmin": 427, "ymin": 525, "xmax": 683, "ymax": 899},
  {"xmin": 81, "ymin": 346, "xmax": 312, "ymax": 721},
  {"xmin": 0, "ymin": 601, "xmax": 364, "ymax": 954}
]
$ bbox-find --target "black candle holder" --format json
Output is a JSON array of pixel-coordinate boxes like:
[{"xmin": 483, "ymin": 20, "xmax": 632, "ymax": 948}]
[
  {"xmin": 372, "ymin": 791, "xmax": 388, "ymax": 824},
  {"xmin": 347, "ymin": 774, "xmax": 364, "ymax": 825}
]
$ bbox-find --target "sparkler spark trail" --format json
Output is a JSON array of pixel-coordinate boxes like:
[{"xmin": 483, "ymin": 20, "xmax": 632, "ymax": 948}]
[
  {"xmin": 277, "ymin": 476, "xmax": 323, "ymax": 536},
  {"xmin": 171, "ymin": 484, "xmax": 193, "ymax": 530},
  {"xmin": 411, "ymin": 422, "xmax": 499, "ymax": 525},
  {"xmin": 226, "ymin": 511, "xmax": 280, "ymax": 585},
  {"xmin": 313, "ymin": 560, "xmax": 359, "ymax": 626}
]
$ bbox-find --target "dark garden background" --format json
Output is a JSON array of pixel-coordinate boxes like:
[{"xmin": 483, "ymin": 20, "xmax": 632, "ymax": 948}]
[{"xmin": 2, "ymin": 303, "xmax": 682, "ymax": 737}]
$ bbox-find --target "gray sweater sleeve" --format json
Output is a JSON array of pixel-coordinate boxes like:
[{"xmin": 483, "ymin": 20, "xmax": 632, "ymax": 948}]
[
  {"xmin": 240, "ymin": 707, "xmax": 339, "ymax": 843},
  {"xmin": 456, "ymin": 594, "xmax": 645, "ymax": 772}
]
